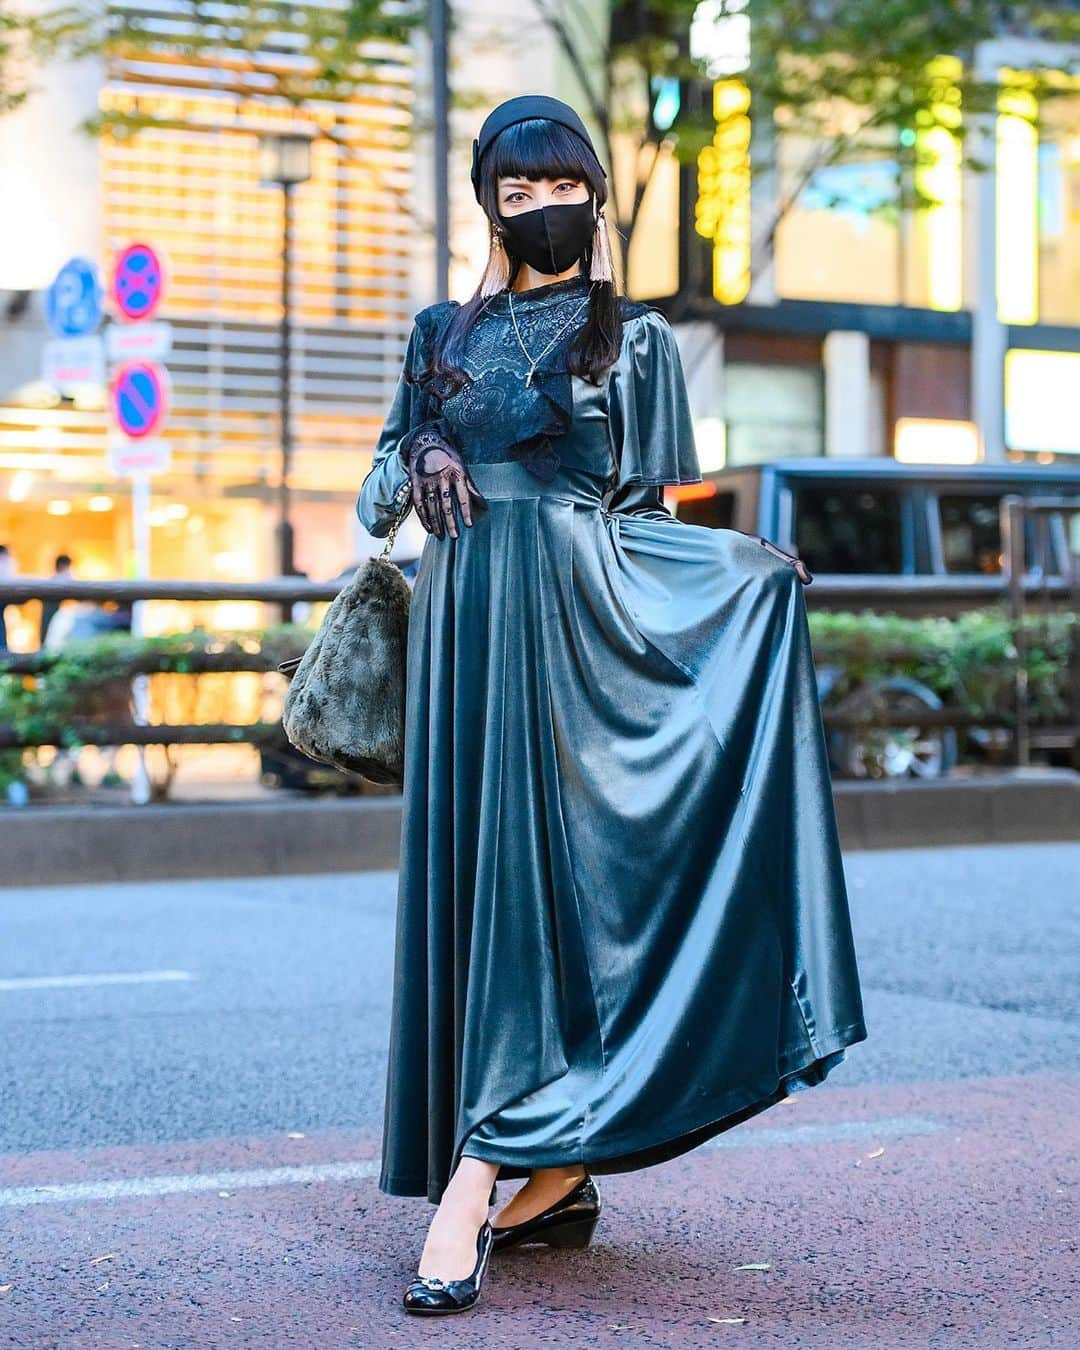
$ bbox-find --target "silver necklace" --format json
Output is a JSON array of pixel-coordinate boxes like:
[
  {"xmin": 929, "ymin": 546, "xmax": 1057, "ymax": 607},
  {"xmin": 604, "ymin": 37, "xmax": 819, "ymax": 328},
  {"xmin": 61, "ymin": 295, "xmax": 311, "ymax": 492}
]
[{"xmin": 506, "ymin": 288, "xmax": 590, "ymax": 387}]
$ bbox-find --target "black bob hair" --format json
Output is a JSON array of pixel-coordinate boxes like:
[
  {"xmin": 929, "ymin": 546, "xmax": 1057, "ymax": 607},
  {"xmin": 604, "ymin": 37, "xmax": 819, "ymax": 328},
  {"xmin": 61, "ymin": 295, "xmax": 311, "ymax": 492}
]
[{"xmin": 422, "ymin": 117, "xmax": 626, "ymax": 396}]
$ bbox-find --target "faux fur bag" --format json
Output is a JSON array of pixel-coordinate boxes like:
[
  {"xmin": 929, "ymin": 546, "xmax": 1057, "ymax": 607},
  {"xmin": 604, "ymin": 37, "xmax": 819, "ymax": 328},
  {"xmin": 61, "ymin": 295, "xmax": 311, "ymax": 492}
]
[{"xmin": 278, "ymin": 485, "xmax": 412, "ymax": 785}]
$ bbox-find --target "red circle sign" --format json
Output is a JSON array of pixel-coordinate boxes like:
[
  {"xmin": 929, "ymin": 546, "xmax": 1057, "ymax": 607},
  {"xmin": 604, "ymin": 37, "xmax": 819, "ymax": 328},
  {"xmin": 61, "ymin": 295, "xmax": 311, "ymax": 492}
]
[{"xmin": 111, "ymin": 243, "xmax": 165, "ymax": 321}]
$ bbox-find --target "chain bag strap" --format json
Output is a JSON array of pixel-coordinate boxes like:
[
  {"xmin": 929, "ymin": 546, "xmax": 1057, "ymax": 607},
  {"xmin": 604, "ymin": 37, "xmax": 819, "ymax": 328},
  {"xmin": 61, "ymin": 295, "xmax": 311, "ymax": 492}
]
[{"xmin": 380, "ymin": 477, "xmax": 413, "ymax": 560}]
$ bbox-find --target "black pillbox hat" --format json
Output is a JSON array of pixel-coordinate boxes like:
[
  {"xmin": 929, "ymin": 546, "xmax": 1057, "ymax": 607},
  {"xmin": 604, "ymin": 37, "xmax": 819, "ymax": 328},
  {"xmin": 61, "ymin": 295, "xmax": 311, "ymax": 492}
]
[{"xmin": 470, "ymin": 94, "xmax": 607, "ymax": 203}]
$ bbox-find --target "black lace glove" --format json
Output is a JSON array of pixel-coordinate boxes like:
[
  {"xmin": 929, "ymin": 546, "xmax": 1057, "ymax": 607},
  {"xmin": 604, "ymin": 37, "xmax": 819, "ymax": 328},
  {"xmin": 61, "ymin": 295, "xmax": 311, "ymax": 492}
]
[
  {"xmin": 758, "ymin": 536, "xmax": 814, "ymax": 585},
  {"xmin": 400, "ymin": 420, "xmax": 488, "ymax": 540}
]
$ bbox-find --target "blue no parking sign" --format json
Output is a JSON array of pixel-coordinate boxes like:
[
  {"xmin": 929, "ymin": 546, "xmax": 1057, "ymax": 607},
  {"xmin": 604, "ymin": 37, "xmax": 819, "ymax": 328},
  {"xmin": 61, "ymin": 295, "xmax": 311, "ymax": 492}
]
[
  {"xmin": 106, "ymin": 241, "xmax": 171, "ymax": 480},
  {"xmin": 110, "ymin": 361, "xmax": 170, "ymax": 439}
]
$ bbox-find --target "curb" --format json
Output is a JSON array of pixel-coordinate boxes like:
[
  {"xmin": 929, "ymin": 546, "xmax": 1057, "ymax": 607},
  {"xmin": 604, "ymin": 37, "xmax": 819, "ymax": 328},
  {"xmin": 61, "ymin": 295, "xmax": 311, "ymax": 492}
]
[
  {"xmin": 0, "ymin": 797, "xmax": 404, "ymax": 888},
  {"xmin": 1, "ymin": 771, "xmax": 1077, "ymax": 887},
  {"xmin": 833, "ymin": 768, "xmax": 1080, "ymax": 850}
]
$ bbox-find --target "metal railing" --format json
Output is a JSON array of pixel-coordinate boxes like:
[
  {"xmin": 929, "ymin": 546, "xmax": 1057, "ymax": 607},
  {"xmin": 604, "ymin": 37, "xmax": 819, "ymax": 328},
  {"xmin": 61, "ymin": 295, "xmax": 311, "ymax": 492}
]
[
  {"xmin": 0, "ymin": 573, "xmax": 1073, "ymax": 608},
  {"xmin": 1, "ymin": 553, "xmax": 1078, "ymax": 783},
  {"xmin": 1001, "ymin": 495, "xmax": 1080, "ymax": 767}
]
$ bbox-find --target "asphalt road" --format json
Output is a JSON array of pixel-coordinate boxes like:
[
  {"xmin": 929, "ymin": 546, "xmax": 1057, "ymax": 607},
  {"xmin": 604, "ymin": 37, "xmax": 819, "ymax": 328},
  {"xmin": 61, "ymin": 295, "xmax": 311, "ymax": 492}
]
[{"xmin": 1, "ymin": 842, "xmax": 1078, "ymax": 1348}]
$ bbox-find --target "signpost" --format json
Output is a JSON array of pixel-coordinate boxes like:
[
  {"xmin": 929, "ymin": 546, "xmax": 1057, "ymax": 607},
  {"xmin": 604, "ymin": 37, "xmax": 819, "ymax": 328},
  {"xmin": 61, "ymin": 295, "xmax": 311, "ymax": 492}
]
[
  {"xmin": 106, "ymin": 241, "xmax": 170, "ymax": 806},
  {"xmin": 107, "ymin": 438, "xmax": 171, "ymax": 476},
  {"xmin": 42, "ymin": 335, "xmax": 105, "ymax": 394},
  {"xmin": 106, "ymin": 319, "xmax": 172, "ymax": 363}
]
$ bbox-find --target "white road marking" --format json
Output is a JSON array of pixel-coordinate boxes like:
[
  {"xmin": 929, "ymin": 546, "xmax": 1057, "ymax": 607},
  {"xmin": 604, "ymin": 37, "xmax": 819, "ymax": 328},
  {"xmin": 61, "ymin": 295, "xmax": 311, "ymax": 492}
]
[
  {"xmin": 0, "ymin": 970, "xmax": 196, "ymax": 992},
  {"xmin": 700, "ymin": 1114, "xmax": 944, "ymax": 1150},
  {"xmin": 0, "ymin": 1116, "xmax": 944, "ymax": 1210},
  {"xmin": 0, "ymin": 1161, "xmax": 379, "ymax": 1209}
]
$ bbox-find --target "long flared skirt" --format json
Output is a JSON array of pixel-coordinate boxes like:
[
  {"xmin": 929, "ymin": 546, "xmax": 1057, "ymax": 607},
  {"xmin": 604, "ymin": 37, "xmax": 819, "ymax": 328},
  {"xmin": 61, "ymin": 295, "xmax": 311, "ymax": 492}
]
[{"xmin": 377, "ymin": 462, "xmax": 868, "ymax": 1203}]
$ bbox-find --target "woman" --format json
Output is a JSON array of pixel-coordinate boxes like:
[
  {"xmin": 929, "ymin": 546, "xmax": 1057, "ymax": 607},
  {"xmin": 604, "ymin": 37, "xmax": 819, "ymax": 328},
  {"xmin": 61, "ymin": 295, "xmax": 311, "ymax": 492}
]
[{"xmin": 357, "ymin": 94, "xmax": 868, "ymax": 1316}]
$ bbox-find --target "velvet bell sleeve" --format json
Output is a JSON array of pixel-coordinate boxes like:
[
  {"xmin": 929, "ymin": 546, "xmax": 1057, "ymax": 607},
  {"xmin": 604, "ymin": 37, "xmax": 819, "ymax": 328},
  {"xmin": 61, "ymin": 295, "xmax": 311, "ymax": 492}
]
[
  {"xmin": 356, "ymin": 317, "xmax": 433, "ymax": 538},
  {"xmin": 603, "ymin": 308, "xmax": 703, "ymax": 520}
]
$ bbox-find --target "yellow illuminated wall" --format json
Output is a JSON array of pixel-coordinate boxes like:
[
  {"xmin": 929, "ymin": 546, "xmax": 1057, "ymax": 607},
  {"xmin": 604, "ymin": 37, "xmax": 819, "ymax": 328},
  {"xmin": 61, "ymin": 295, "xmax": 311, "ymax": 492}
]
[
  {"xmin": 95, "ymin": 46, "xmax": 416, "ymax": 507},
  {"xmin": 626, "ymin": 140, "xmax": 680, "ymax": 299},
  {"xmin": 996, "ymin": 72, "xmax": 1039, "ymax": 325},
  {"xmin": 894, "ymin": 417, "xmax": 979, "ymax": 464},
  {"xmin": 1005, "ymin": 348, "xmax": 1080, "ymax": 453},
  {"xmin": 696, "ymin": 79, "xmax": 752, "ymax": 305},
  {"xmin": 915, "ymin": 56, "xmax": 963, "ymax": 312}
]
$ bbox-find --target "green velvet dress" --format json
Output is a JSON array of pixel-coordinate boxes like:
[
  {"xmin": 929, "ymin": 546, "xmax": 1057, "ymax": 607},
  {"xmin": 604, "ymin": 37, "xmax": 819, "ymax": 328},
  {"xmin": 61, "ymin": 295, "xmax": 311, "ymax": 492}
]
[{"xmin": 357, "ymin": 273, "xmax": 868, "ymax": 1204}]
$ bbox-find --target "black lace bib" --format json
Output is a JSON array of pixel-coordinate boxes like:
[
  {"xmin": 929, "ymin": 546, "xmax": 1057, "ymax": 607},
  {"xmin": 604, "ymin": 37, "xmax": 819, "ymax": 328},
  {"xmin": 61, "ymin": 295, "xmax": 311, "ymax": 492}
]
[{"xmin": 430, "ymin": 275, "xmax": 647, "ymax": 483}]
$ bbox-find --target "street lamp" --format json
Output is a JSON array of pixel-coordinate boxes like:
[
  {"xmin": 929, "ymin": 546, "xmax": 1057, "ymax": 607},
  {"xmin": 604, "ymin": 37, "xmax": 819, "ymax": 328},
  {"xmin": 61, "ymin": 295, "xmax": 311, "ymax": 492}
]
[{"xmin": 258, "ymin": 132, "xmax": 313, "ymax": 581}]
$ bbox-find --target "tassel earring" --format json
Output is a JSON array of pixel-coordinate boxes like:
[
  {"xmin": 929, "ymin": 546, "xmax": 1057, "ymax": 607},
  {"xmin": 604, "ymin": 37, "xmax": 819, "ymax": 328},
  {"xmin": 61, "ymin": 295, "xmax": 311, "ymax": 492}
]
[
  {"xmin": 589, "ymin": 208, "xmax": 615, "ymax": 283},
  {"xmin": 479, "ymin": 223, "xmax": 511, "ymax": 298}
]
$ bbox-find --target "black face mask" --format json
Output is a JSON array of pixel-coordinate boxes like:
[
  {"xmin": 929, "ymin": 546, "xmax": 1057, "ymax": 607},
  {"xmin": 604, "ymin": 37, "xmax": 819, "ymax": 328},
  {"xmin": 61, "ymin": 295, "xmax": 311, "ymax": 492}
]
[{"xmin": 496, "ymin": 199, "xmax": 595, "ymax": 276}]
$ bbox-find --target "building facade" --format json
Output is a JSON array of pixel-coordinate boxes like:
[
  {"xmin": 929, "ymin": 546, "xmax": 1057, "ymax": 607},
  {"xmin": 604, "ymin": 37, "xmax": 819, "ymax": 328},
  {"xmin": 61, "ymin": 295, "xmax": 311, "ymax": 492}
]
[
  {"xmin": 0, "ymin": 0, "xmax": 424, "ymax": 642},
  {"xmin": 4, "ymin": 4, "xmax": 1079, "ymax": 628},
  {"xmin": 648, "ymin": 34, "xmax": 1080, "ymax": 486}
]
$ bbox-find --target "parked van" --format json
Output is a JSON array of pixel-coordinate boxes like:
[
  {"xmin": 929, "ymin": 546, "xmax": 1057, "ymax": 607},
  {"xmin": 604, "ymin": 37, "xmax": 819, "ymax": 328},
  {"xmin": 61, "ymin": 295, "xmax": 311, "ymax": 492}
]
[
  {"xmin": 673, "ymin": 459, "xmax": 1080, "ymax": 778},
  {"xmin": 676, "ymin": 458, "xmax": 1080, "ymax": 585}
]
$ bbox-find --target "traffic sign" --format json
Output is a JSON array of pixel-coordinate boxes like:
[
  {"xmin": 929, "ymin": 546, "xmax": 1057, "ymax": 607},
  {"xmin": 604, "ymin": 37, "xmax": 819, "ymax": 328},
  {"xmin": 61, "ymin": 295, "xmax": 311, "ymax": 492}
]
[
  {"xmin": 108, "ymin": 436, "xmax": 171, "ymax": 476},
  {"xmin": 110, "ymin": 361, "xmax": 170, "ymax": 439},
  {"xmin": 42, "ymin": 335, "xmax": 105, "ymax": 393},
  {"xmin": 111, "ymin": 243, "xmax": 165, "ymax": 321},
  {"xmin": 45, "ymin": 257, "xmax": 103, "ymax": 338},
  {"xmin": 106, "ymin": 320, "xmax": 173, "ymax": 362}
]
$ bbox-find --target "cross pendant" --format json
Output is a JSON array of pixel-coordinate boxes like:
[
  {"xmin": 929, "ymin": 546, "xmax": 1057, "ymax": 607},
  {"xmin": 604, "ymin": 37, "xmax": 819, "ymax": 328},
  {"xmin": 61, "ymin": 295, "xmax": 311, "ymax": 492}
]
[{"xmin": 525, "ymin": 369, "xmax": 534, "ymax": 387}]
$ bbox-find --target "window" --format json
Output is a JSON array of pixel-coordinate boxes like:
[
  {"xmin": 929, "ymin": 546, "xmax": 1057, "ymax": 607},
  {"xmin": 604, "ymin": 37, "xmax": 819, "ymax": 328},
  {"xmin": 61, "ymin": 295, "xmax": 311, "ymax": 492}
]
[
  {"xmin": 724, "ymin": 363, "xmax": 823, "ymax": 464},
  {"xmin": 937, "ymin": 493, "xmax": 1073, "ymax": 577},
  {"xmin": 774, "ymin": 129, "xmax": 902, "ymax": 306},
  {"xmin": 677, "ymin": 490, "xmax": 735, "ymax": 529},
  {"xmin": 770, "ymin": 99, "xmax": 965, "ymax": 311},
  {"xmin": 938, "ymin": 494, "xmax": 1004, "ymax": 575},
  {"xmin": 793, "ymin": 484, "xmax": 904, "ymax": 573}
]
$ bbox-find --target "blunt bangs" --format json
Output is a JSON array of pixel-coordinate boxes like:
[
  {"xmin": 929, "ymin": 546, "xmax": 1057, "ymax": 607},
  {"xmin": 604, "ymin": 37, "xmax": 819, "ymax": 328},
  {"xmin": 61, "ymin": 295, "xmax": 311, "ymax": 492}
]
[{"xmin": 488, "ymin": 118, "xmax": 598, "ymax": 189}]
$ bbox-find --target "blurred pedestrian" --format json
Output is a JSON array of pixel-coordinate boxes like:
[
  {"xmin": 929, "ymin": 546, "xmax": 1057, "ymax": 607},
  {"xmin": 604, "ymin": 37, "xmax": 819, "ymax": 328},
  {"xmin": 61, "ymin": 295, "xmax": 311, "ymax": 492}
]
[
  {"xmin": 39, "ymin": 552, "xmax": 73, "ymax": 649},
  {"xmin": 286, "ymin": 567, "xmax": 312, "ymax": 626},
  {"xmin": 43, "ymin": 598, "xmax": 128, "ymax": 789},
  {"xmin": 359, "ymin": 95, "xmax": 867, "ymax": 1316}
]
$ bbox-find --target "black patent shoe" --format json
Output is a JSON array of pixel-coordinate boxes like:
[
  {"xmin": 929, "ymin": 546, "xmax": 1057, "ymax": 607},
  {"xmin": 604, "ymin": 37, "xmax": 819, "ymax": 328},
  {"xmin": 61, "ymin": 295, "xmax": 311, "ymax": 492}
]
[
  {"xmin": 491, "ymin": 1173, "xmax": 601, "ymax": 1252},
  {"xmin": 402, "ymin": 1220, "xmax": 494, "ymax": 1315}
]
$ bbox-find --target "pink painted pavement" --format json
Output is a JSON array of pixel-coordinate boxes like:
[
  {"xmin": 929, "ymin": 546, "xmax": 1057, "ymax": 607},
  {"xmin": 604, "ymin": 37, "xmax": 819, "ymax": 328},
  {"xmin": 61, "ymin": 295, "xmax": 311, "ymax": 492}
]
[{"xmin": 1, "ymin": 1071, "xmax": 1077, "ymax": 1349}]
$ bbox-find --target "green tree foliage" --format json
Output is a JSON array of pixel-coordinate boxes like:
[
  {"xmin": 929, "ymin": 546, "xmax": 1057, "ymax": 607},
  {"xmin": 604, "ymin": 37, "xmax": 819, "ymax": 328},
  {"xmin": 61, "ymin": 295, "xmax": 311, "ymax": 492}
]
[
  {"xmin": 90, "ymin": 0, "xmax": 423, "ymax": 136},
  {"xmin": 0, "ymin": 4, "xmax": 87, "ymax": 116}
]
